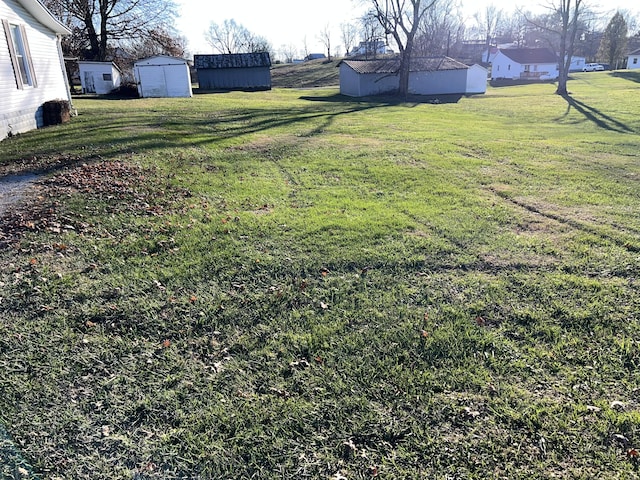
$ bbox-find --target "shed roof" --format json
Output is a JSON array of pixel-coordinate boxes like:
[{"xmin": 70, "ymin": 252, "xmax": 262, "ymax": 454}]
[
  {"xmin": 134, "ymin": 55, "xmax": 189, "ymax": 66},
  {"xmin": 194, "ymin": 53, "xmax": 271, "ymax": 69},
  {"xmin": 341, "ymin": 56, "xmax": 469, "ymax": 74},
  {"xmin": 16, "ymin": 0, "xmax": 70, "ymax": 34},
  {"xmin": 499, "ymin": 48, "xmax": 558, "ymax": 64}
]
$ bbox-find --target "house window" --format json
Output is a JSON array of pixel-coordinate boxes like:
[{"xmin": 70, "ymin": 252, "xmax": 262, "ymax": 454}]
[
  {"xmin": 2, "ymin": 20, "xmax": 37, "ymax": 89},
  {"xmin": 534, "ymin": 65, "xmax": 538, "ymax": 72},
  {"xmin": 103, "ymin": 73, "xmax": 112, "ymax": 81},
  {"xmin": 524, "ymin": 65, "xmax": 531, "ymax": 73},
  {"xmin": 508, "ymin": 64, "xmax": 511, "ymax": 71},
  {"xmin": 634, "ymin": 58, "xmax": 638, "ymax": 65}
]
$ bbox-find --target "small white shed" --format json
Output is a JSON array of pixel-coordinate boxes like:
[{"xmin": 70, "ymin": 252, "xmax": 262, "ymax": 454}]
[
  {"xmin": 466, "ymin": 64, "xmax": 487, "ymax": 94},
  {"xmin": 134, "ymin": 55, "xmax": 192, "ymax": 98},
  {"xmin": 78, "ymin": 61, "xmax": 121, "ymax": 94}
]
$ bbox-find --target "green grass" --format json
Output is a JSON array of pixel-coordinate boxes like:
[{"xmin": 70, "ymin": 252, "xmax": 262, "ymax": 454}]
[{"xmin": 1, "ymin": 71, "xmax": 640, "ymax": 479}]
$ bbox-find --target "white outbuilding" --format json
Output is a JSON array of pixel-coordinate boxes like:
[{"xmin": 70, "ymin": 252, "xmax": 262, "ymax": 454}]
[
  {"xmin": 134, "ymin": 55, "xmax": 192, "ymax": 98},
  {"xmin": 78, "ymin": 61, "xmax": 121, "ymax": 94}
]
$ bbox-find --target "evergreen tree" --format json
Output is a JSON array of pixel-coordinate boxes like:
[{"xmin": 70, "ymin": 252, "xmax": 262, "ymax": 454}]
[{"xmin": 598, "ymin": 12, "xmax": 628, "ymax": 69}]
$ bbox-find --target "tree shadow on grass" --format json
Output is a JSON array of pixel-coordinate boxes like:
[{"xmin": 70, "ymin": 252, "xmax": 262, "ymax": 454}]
[
  {"xmin": 609, "ymin": 70, "xmax": 640, "ymax": 84},
  {"xmin": 560, "ymin": 94, "xmax": 634, "ymax": 133},
  {"xmin": 301, "ymin": 93, "xmax": 464, "ymax": 106}
]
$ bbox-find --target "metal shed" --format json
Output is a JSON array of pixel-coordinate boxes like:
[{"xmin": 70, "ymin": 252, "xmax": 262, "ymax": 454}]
[
  {"xmin": 339, "ymin": 56, "xmax": 480, "ymax": 97},
  {"xmin": 194, "ymin": 53, "xmax": 271, "ymax": 91},
  {"xmin": 134, "ymin": 55, "xmax": 192, "ymax": 98},
  {"xmin": 78, "ymin": 61, "xmax": 121, "ymax": 94}
]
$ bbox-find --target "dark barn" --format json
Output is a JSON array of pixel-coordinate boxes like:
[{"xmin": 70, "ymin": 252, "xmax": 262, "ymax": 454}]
[{"xmin": 194, "ymin": 53, "xmax": 272, "ymax": 91}]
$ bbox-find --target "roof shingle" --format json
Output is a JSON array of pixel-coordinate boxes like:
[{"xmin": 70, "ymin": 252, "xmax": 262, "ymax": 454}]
[{"xmin": 341, "ymin": 56, "xmax": 469, "ymax": 74}]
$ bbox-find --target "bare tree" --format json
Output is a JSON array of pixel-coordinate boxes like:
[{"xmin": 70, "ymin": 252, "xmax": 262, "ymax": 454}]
[
  {"xmin": 474, "ymin": 4, "xmax": 503, "ymax": 63},
  {"xmin": 368, "ymin": 0, "xmax": 437, "ymax": 98},
  {"xmin": 415, "ymin": 0, "xmax": 464, "ymax": 57},
  {"xmin": 43, "ymin": 0, "xmax": 177, "ymax": 61},
  {"xmin": 279, "ymin": 43, "xmax": 299, "ymax": 63},
  {"xmin": 341, "ymin": 22, "xmax": 358, "ymax": 56},
  {"xmin": 359, "ymin": 10, "xmax": 386, "ymax": 58},
  {"xmin": 205, "ymin": 19, "xmax": 271, "ymax": 55},
  {"xmin": 318, "ymin": 24, "xmax": 332, "ymax": 61}
]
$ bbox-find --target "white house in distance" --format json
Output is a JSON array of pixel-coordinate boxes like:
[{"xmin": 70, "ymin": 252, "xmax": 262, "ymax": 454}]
[
  {"xmin": 491, "ymin": 48, "xmax": 559, "ymax": 81},
  {"xmin": 339, "ymin": 56, "xmax": 486, "ymax": 97},
  {"xmin": 134, "ymin": 55, "xmax": 192, "ymax": 98},
  {"xmin": 1, "ymin": 0, "xmax": 72, "ymax": 140},
  {"xmin": 78, "ymin": 61, "xmax": 122, "ymax": 94},
  {"xmin": 627, "ymin": 48, "xmax": 640, "ymax": 70}
]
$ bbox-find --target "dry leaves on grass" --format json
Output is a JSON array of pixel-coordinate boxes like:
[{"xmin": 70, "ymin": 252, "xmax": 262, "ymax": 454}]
[{"xmin": 0, "ymin": 160, "xmax": 190, "ymax": 248}]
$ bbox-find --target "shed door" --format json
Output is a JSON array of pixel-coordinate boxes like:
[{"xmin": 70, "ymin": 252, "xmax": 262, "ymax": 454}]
[
  {"xmin": 83, "ymin": 71, "xmax": 96, "ymax": 93},
  {"xmin": 137, "ymin": 65, "xmax": 168, "ymax": 97}
]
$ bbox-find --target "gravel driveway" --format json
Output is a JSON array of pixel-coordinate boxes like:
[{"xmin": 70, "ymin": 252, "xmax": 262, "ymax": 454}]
[{"xmin": 0, "ymin": 173, "xmax": 39, "ymax": 216}]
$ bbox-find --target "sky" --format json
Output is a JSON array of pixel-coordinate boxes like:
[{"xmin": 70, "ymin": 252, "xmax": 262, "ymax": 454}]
[{"xmin": 175, "ymin": 0, "xmax": 640, "ymax": 58}]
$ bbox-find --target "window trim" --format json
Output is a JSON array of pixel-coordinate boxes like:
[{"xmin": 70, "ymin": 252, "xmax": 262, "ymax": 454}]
[{"xmin": 2, "ymin": 19, "xmax": 37, "ymax": 89}]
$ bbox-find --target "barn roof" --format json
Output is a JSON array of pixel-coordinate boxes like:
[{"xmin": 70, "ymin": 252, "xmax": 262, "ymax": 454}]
[
  {"xmin": 499, "ymin": 48, "xmax": 558, "ymax": 64},
  {"xmin": 340, "ymin": 56, "xmax": 469, "ymax": 74},
  {"xmin": 194, "ymin": 53, "xmax": 271, "ymax": 69}
]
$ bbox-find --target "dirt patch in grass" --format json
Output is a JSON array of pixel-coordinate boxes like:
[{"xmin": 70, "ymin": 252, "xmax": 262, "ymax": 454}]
[{"xmin": 0, "ymin": 160, "xmax": 190, "ymax": 249}]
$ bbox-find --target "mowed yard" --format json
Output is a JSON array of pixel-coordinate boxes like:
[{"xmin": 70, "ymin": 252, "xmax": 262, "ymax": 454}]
[{"xmin": 1, "ymin": 71, "xmax": 640, "ymax": 479}]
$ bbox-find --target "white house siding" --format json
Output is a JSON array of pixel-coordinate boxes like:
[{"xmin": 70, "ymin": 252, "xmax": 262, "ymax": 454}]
[
  {"xmin": 491, "ymin": 51, "xmax": 558, "ymax": 81},
  {"xmin": 134, "ymin": 56, "xmax": 192, "ymax": 98},
  {"xmin": 1, "ymin": 0, "xmax": 70, "ymax": 140},
  {"xmin": 627, "ymin": 51, "xmax": 640, "ymax": 70},
  {"xmin": 78, "ymin": 61, "xmax": 121, "ymax": 94}
]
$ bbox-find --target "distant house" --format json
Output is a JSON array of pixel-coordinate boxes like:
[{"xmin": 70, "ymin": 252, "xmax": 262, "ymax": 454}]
[
  {"xmin": 627, "ymin": 49, "xmax": 640, "ymax": 70},
  {"xmin": 339, "ymin": 56, "xmax": 486, "ymax": 97},
  {"xmin": 134, "ymin": 56, "xmax": 192, "ymax": 98},
  {"xmin": 194, "ymin": 53, "xmax": 271, "ymax": 91},
  {"xmin": 305, "ymin": 53, "xmax": 326, "ymax": 61},
  {"xmin": 491, "ymin": 48, "xmax": 559, "ymax": 81},
  {"xmin": 1, "ymin": 0, "xmax": 72, "ymax": 141},
  {"xmin": 349, "ymin": 40, "xmax": 388, "ymax": 57},
  {"xmin": 78, "ymin": 61, "xmax": 121, "ymax": 94}
]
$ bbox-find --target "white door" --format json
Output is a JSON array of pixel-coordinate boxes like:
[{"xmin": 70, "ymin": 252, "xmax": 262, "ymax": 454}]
[
  {"xmin": 137, "ymin": 66, "xmax": 168, "ymax": 97},
  {"xmin": 83, "ymin": 71, "xmax": 95, "ymax": 93}
]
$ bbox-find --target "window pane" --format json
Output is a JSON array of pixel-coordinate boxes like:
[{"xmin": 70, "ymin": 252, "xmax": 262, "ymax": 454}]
[{"xmin": 10, "ymin": 24, "xmax": 32, "ymax": 86}]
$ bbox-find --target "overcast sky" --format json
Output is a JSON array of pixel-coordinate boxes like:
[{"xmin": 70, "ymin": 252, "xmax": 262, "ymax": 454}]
[{"xmin": 176, "ymin": 0, "xmax": 640, "ymax": 57}]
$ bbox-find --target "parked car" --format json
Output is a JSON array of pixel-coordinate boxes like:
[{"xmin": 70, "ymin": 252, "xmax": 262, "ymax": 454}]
[{"xmin": 583, "ymin": 63, "xmax": 605, "ymax": 72}]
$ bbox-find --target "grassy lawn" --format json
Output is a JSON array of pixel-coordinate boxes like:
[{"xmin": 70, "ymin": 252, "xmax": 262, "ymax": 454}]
[{"xmin": 1, "ymin": 71, "xmax": 640, "ymax": 479}]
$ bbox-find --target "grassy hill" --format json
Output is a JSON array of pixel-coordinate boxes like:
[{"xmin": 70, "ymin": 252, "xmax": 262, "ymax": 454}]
[
  {"xmin": 1, "ymin": 72, "xmax": 640, "ymax": 478},
  {"xmin": 271, "ymin": 58, "xmax": 341, "ymax": 88}
]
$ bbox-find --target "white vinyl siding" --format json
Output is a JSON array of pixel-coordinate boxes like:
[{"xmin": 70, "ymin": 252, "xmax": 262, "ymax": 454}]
[{"xmin": 1, "ymin": 0, "xmax": 70, "ymax": 140}]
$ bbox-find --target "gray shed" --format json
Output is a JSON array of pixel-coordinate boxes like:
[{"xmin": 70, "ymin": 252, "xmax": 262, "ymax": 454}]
[
  {"xmin": 339, "ymin": 56, "xmax": 482, "ymax": 97},
  {"xmin": 194, "ymin": 53, "xmax": 271, "ymax": 91}
]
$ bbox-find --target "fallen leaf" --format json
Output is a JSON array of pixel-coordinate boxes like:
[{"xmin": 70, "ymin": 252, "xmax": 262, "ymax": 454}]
[
  {"xmin": 161, "ymin": 339, "xmax": 171, "ymax": 348},
  {"xmin": 101, "ymin": 425, "xmax": 110, "ymax": 437},
  {"xmin": 421, "ymin": 330, "xmax": 429, "ymax": 338},
  {"xmin": 189, "ymin": 295, "xmax": 197, "ymax": 303},
  {"xmin": 320, "ymin": 301, "xmax": 329, "ymax": 310}
]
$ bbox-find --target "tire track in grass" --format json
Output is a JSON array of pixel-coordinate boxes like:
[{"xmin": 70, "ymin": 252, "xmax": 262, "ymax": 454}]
[{"xmin": 489, "ymin": 187, "xmax": 640, "ymax": 253}]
